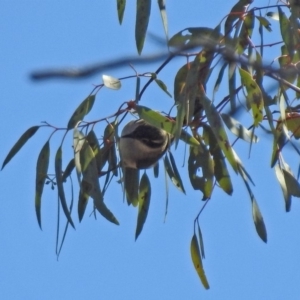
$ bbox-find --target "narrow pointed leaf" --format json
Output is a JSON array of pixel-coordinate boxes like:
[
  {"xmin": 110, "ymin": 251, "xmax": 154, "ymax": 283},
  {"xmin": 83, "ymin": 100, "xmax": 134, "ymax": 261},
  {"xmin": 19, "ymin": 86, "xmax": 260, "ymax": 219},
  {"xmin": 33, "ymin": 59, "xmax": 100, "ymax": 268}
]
[
  {"xmin": 190, "ymin": 234, "xmax": 210, "ymax": 289},
  {"xmin": 2, "ymin": 126, "xmax": 40, "ymax": 170},
  {"xmin": 62, "ymin": 158, "xmax": 75, "ymax": 182},
  {"xmin": 154, "ymin": 78, "xmax": 172, "ymax": 97},
  {"xmin": 117, "ymin": 0, "xmax": 126, "ymax": 24},
  {"xmin": 252, "ymin": 198, "xmax": 267, "ymax": 243},
  {"xmin": 197, "ymin": 224, "xmax": 205, "ymax": 259},
  {"xmin": 282, "ymin": 169, "xmax": 300, "ymax": 197},
  {"xmin": 168, "ymin": 151, "xmax": 186, "ymax": 194},
  {"xmin": 203, "ymin": 125, "xmax": 233, "ymax": 195},
  {"xmin": 135, "ymin": 0, "xmax": 151, "ymax": 54},
  {"xmin": 102, "ymin": 74, "xmax": 121, "ymax": 90},
  {"xmin": 180, "ymin": 130, "xmax": 200, "ymax": 146},
  {"xmin": 158, "ymin": 0, "xmax": 168, "ymax": 39},
  {"xmin": 80, "ymin": 142, "xmax": 119, "ymax": 224},
  {"xmin": 78, "ymin": 181, "xmax": 90, "ymax": 222},
  {"xmin": 135, "ymin": 173, "xmax": 151, "ymax": 240},
  {"xmin": 202, "ymin": 96, "xmax": 238, "ymax": 173},
  {"xmin": 221, "ymin": 113, "xmax": 258, "ymax": 143},
  {"xmin": 55, "ymin": 146, "xmax": 75, "ymax": 229},
  {"xmin": 239, "ymin": 68, "xmax": 264, "ymax": 126},
  {"xmin": 67, "ymin": 95, "xmax": 96, "ymax": 130},
  {"xmin": 274, "ymin": 164, "xmax": 291, "ymax": 212},
  {"xmin": 35, "ymin": 140, "xmax": 50, "ymax": 229},
  {"xmin": 164, "ymin": 154, "xmax": 185, "ymax": 193},
  {"xmin": 123, "ymin": 167, "xmax": 140, "ymax": 206}
]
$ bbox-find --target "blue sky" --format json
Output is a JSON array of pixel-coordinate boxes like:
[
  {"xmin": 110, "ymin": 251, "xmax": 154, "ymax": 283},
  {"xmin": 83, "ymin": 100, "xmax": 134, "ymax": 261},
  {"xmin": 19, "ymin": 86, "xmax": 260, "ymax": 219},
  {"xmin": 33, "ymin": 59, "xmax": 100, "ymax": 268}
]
[{"xmin": 1, "ymin": 1, "xmax": 300, "ymax": 299}]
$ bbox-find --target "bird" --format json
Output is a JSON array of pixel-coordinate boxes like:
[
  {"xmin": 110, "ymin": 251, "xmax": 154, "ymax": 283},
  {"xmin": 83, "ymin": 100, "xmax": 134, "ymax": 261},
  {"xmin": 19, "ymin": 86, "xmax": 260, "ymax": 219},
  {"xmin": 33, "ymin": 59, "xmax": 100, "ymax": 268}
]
[
  {"xmin": 119, "ymin": 119, "xmax": 171, "ymax": 169},
  {"xmin": 119, "ymin": 119, "xmax": 171, "ymax": 205}
]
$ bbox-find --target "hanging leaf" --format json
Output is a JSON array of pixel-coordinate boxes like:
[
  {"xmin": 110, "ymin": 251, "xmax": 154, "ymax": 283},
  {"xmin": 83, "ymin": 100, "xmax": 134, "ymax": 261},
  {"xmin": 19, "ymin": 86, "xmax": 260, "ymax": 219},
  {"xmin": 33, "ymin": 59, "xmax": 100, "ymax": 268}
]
[
  {"xmin": 55, "ymin": 146, "xmax": 75, "ymax": 229},
  {"xmin": 2, "ymin": 126, "xmax": 40, "ymax": 170},
  {"xmin": 102, "ymin": 74, "xmax": 121, "ymax": 90},
  {"xmin": 123, "ymin": 167, "xmax": 140, "ymax": 206},
  {"xmin": 239, "ymin": 68, "xmax": 264, "ymax": 126},
  {"xmin": 278, "ymin": 7, "xmax": 294, "ymax": 58},
  {"xmin": 35, "ymin": 140, "xmax": 50, "ymax": 229},
  {"xmin": 256, "ymin": 16, "xmax": 272, "ymax": 32},
  {"xmin": 252, "ymin": 197, "xmax": 267, "ymax": 243},
  {"xmin": 80, "ymin": 142, "xmax": 119, "ymax": 224},
  {"xmin": 203, "ymin": 125, "xmax": 233, "ymax": 195},
  {"xmin": 274, "ymin": 164, "xmax": 291, "ymax": 212},
  {"xmin": 180, "ymin": 130, "xmax": 200, "ymax": 147},
  {"xmin": 168, "ymin": 151, "xmax": 186, "ymax": 194},
  {"xmin": 67, "ymin": 95, "xmax": 96, "ymax": 130},
  {"xmin": 197, "ymin": 224, "xmax": 205, "ymax": 259},
  {"xmin": 62, "ymin": 158, "xmax": 75, "ymax": 182},
  {"xmin": 282, "ymin": 168, "xmax": 300, "ymax": 197},
  {"xmin": 154, "ymin": 77, "xmax": 172, "ymax": 98},
  {"xmin": 238, "ymin": 164, "xmax": 267, "ymax": 242},
  {"xmin": 164, "ymin": 154, "xmax": 185, "ymax": 193},
  {"xmin": 188, "ymin": 144, "xmax": 214, "ymax": 200},
  {"xmin": 221, "ymin": 113, "xmax": 258, "ymax": 143},
  {"xmin": 190, "ymin": 234, "xmax": 210, "ymax": 289},
  {"xmin": 135, "ymin": 0, "xmax": 151, "ymax": 54},
  {"xmin": 135, "ymin": 172, "xmax": 151, "ymax": 240},
  {"xmin": 117, "ymin": 0, "xmax": 126, "ymax": 24},
  {"xmin": 202, "ymin": 96, "xmax": 238, "ymax": 173},
  {"xmin": 157, "ymin": 0, "xmax": 168, "ymax": 39},
  {"xmin": 78, "ymin": 181, "xmax": 90, "ymax": 222}
]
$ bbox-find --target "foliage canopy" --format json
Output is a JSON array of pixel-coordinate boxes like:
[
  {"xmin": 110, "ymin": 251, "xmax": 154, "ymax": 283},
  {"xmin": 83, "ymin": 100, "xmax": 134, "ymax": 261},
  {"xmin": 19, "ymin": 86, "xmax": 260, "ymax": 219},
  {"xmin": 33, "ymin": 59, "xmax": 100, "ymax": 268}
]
[{"xmin": 3, "ymin": 0, "xmax": 300, "ymax": 289}]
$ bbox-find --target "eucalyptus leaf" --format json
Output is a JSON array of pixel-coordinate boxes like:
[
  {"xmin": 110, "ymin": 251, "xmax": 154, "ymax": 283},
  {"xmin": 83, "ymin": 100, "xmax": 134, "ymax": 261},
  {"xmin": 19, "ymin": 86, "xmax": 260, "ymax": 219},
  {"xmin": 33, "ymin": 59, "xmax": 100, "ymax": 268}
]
[
  {"xmin": 2, "ymin": 126, "xmax": 40, "ymax": 170},
  {"xmin": 117, "ymin": 0, "xmax": 126, "ymax": 24},
  {"xmin": 35, "ymin": 140, "xmax": 50, "ymax": 229},
  {"xmin": 135, "ymin": 172, "xmax": 151, "ymax": 240},
  {"xmin": 55, "ymin": 146, "xmax": 75, "ymax": 229},
  {"xmin": 190, "ymin": 234, "xmax": 210, "ymax": 289},
  {"xmin": 102, "ymin": 74, "xmax": 121, "ymax": 90}
]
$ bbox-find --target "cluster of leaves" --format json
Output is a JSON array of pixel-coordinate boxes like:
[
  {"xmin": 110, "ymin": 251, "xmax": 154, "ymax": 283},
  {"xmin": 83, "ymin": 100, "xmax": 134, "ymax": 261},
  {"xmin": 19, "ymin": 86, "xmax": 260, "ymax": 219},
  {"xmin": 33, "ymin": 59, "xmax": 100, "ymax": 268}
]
[{"xmin": 4, "ymin": 0, "xmax": 300, "ymax": 289}]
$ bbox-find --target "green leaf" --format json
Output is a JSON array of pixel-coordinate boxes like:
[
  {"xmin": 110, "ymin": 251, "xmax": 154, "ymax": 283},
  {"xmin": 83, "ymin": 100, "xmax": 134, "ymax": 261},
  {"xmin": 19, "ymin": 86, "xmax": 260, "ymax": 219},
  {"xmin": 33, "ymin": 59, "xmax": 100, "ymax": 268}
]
[
  {"xmin": 117, "ymin": 0, "xmax": 126, "ymax": 24},
  {"xmin": 62, "ymin": 158, "xmax": 75, "ymax": 182},
  {"xmin": 164, "ymin": 154, "xmax": 185, "ymax": 194},
  {"xmin": 55, "ymin": 146, "xmax": 75, "ymax": 229},
  {"xmin": 35, "ymin": 140, "xmax": 50, "ymax": 229},
  {"xmin": 282, "ymin": 168, "xmax": 300, "ymax": 197},
  {"xmin": 168, "ymin": 151, "xmax": 186, "ymax": 194},
  {"xmin": 203, "ymin": 125, "xmax": 233, "ymax": 195},
  {"xmin": 188, "ymin": 144, "xmax": 214, "ymax": 200},
  {"xmin": 157, "ymin": 0, "xmax": 168, "ymax": 39},
  {"xmin": 278, "ymin": 7, "xmax": 294, "ymax": 58},
  {"xmin": 202, "ymin": 96, "xmax": 238, "ymax": 173},
  {"xmin": 252, "ymin": 198, "xmax": 267, "ymax": 243},
  {"xmin": 180, "ymin": 130, "xmax": 200, "ymax": 147},
  {"xmin": 135, "ymin": 172, "xmax": 151, "ymax": 240},
  {"xmin": 237, "ymin": 164, "xmax": 267, "ymax": 242},
  {"xmin": 190, "ymin": 234, "xmax": 210, "ymax": 289},
  {"xmin": 80, "ymin": 142, "xmax": 119, "ymax": 224},
  {"xmin": 78, "ymin": 181, "xmax": 90, "ymax": 222},
  {"xmin": 239, "ymin": 68, "xmax": 264, "ymax": 126},
  {"xmin": 67, "ymin": 95, "xmax": 96, "ymax": 130},
  {"xmin": 123, "ymin": 167, "xmax": 140, "ymax": 206},
  {"xmin": 135, "ymin": 0, "xmax": 151, "ymax": 54},
  {"xmin": 2, "ymin": 126, "xmax": 40, "ymax": 170},
  {"xmin": 102, "ymin": 74, "xmax": 121, "ymax": 90},
  {"xmin": 197, "ymin": 224, "xmax": 205, "ymax": 259},
  {"xmin": 135, "ymin": 105, "xmax": 176, "ymax": 135},
  {"xmin": 221, "ymin": 113, "xmax": 258, "ymax": 143},
  {"xmin": 154, "ymin": 78, "xmax": 172, "ymax": 97},
  {"xmin": 274, "ymin": 164, "xmax": 291, "ymax": 212},
  {"xmin": 256, "ymin": 16, "xmax": 272, "ymax": 32}
]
